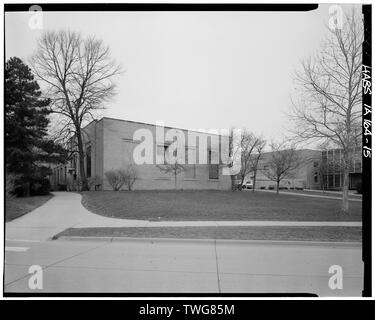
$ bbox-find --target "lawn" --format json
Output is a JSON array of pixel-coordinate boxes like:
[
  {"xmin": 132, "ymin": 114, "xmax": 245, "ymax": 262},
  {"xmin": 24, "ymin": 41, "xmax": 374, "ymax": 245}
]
[
  {"xmin": 81, "ymin": 190, "xmax": 362, "ymax": 221},
  {"xmin": 54, "ymin": 226, "xmax": 362, "ymax": 242},
  {"xmin": 5, "ymin": 194, "xmax": 53, "ymax": 222}
]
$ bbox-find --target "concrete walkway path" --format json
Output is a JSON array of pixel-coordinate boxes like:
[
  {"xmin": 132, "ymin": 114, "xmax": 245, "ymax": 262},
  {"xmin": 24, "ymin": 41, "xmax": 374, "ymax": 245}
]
[
  {"xmin": 6, "ymin": 192, "xmax": 362, "ymax": 242},
  {"xmin": 256, "ymin": 189, "xmax": 362, "ymax": 202}
]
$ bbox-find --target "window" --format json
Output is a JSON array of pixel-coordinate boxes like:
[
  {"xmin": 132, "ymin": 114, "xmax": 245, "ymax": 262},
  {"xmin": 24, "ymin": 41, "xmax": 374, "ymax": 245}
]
[
  {"xmin": 208, "ymin": 150, "xmax": 219, "ymax": 179},
  {"xmin": 313, "ymin": 161, "xmax": 319, "ymax": 168},
  {"xmin": 328, "ymin": 175, "xmax": 334, "ymax": 188},
  {"xmin": 86, "ymin": 145, "xmax": 92, "ymax": 178},
  {"xmin": 314, "ymin": 172, "xmax": 318, "ymax": 183},
  {"xmin": 334, "ymin": 174, "xmax": 341, "ymax": 188}
]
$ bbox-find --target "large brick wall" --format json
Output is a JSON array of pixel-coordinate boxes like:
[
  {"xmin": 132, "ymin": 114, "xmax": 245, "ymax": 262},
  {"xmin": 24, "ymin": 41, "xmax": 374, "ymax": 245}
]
[{"xmin": 100, "ymin": 118, "xmax": 232, "ymax": 190}]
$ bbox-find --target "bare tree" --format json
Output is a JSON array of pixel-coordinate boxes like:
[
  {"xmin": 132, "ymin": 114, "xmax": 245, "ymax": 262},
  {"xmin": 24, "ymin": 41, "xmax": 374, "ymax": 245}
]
[
  {"xmin": 31, "ymin": 31, "xmax": 122, "ymax": 190},
  {"xmin": 123, "ymin": 163, "xmax": 138, "ymax": 191},
  {"xmin": 237, "ymin": 130, "xmax": 265, "ymax": 187},
  {"xmin": 250, "ymin": 138, "xmax": 267, "ymax": 192},
  {"xmin": 226, "ymin": 128, "xmax": 264, "ymax": 191},
  {"xmin": 105, "ymin": 169, "xmax": 126, "ymax": 191},
  {"xmin": 261, "ymin": 141, "xmax": 303, "ymax": 194},
  {"xmin": 316, "ymin": 160, "xmax": 328, "ymax": 192},
  {"xmin": 157, "ymin": 161, "xmax": 186, "ymax": 189},
  {"xmin": 290, "ymin": 9, "xmax": 362, "ymax": 213},
  {"xmin": 227, "ymin": 127, "xmax": 239, "ymax": 191}
]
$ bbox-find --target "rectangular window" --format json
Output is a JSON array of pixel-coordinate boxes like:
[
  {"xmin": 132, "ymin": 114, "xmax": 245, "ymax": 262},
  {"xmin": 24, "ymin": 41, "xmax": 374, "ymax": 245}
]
[
  {"xmin": 328, "ymin": 175, "xmax": 334, "ymax": 188},
  {"xmin": 86, "ymin": 145, "xmax": 92, "ymax": 178},
  {"xmin": 314, "ymin": 173, "xmax": 318, "ymax": 183},
  {"xmin": 334, "ymin": 174, "xmax": 341, "ymax": 188}
]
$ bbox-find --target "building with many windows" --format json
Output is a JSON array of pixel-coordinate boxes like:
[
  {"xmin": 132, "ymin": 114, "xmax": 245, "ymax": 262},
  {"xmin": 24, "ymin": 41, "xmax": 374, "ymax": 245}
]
[
  {"xmin": 50, "ymin": 117, "xmax": 231, "ymax": 190},
  {"xmin": 321, "ymin": 147, "xmax": 362, "ymax": 190}
]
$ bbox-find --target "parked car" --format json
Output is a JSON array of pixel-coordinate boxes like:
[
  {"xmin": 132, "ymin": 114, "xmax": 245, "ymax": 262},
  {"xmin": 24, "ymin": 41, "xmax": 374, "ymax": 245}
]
[{"xmin": 242, "ymin": 181, "xmax": 253, "ymax": 189}]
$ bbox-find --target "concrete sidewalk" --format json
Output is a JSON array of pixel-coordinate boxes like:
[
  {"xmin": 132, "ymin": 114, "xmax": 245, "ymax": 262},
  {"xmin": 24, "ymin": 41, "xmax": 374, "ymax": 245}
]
[
  {"xmin": 256, "ymin": 189, "xmax": 362, "ymax": 202},
  {"xmin": 5, "ymin": 192, "xmax": 362, "ymax": 242}
]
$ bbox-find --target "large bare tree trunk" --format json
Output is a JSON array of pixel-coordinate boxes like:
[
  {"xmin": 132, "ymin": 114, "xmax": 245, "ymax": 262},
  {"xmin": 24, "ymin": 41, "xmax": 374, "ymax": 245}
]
[
  {"xmin": 76, "ymin": 126, "xmax": 89, "ymax": 191},
  {"xmin": 276, "ymin": 180, "xmax": 280, "ymax": 194},
  {"xmin": 240, "ymin": 175, "xmax": 245, "ymax": 187},
  {"xmin": 252, "ymin": 170, "xmax": 257, "ymax": 192},
  {"xmin": 341, "ymin": 156, "xmax": 350, "ymax": 213}
]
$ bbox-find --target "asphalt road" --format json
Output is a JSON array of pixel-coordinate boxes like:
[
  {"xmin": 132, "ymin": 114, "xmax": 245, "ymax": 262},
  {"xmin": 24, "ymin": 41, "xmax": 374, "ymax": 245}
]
[{"xmin": 4, "ymin": 238, "xmax": 363, "ymax": 296}]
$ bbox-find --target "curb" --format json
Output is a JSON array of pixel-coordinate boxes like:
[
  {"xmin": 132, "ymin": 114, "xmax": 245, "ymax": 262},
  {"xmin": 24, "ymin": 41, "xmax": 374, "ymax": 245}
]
[{"xmin": 53, "ymin": 236, "xmax": 362, "ymax": 247}]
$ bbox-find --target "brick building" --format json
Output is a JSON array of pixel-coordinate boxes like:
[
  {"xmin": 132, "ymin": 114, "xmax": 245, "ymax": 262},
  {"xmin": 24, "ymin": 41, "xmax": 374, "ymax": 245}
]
[{"xmin": 50, "ymin": 117, "xmax": 232, "ymax": 190}]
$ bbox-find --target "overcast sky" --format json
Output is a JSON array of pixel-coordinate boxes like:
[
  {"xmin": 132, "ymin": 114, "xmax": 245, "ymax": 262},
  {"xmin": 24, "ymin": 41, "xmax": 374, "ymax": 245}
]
[{"xmin": 5, "ymin": 5, "xmax": 359, "ymax": 145}]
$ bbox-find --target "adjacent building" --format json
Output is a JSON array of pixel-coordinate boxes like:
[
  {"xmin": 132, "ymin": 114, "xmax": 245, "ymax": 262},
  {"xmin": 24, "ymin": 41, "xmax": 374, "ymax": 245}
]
[{"xmin": 249, "ymin": 149, "xmax": 322, "ymax": 190}]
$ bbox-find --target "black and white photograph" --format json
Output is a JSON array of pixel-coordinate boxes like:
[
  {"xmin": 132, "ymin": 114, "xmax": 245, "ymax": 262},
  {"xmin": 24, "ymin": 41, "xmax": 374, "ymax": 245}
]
[{"xmin": 1, "ymin": 2, "xmax": 372, "ymax": 300}]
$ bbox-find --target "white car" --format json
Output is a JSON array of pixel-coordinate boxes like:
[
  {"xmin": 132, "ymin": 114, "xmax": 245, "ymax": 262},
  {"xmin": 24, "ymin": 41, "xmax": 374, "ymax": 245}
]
[{"xmin": 242, "ymin": 181, "xmax": 253, "ymax": 189}]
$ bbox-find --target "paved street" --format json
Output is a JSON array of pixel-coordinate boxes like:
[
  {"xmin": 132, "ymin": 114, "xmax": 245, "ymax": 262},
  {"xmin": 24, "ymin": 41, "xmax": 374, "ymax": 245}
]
[{"xmin": 5, "ymin": 238, "xmax": 363, "ymax": 296}]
